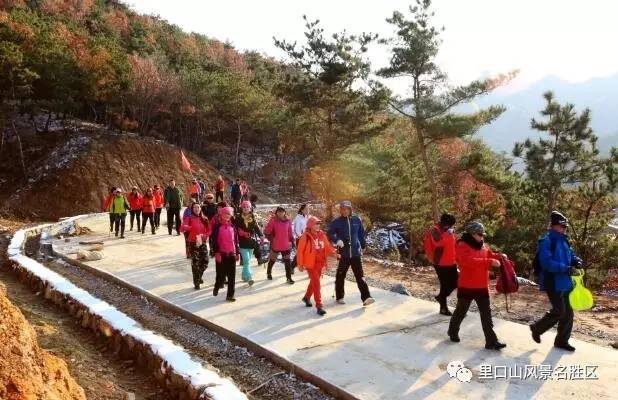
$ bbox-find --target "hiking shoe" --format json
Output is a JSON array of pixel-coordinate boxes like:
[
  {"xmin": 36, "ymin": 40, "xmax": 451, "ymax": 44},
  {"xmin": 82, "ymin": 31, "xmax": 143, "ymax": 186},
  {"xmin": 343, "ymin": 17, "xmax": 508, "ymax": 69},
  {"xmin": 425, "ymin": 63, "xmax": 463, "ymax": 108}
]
[
  {"xmin": 267, "ymin": 274, "xmax": 273, "ymax": 280},
  {"xmin": 317, "ymin": 308, "xmax": 327, "ymax": 316},
  {"xmin": 449, "ymin": 334, "xmax": 461, "ymax": 343},
  {"xmin": 213, "ymin": 286, "xmax": 219, "ymax": 296},
  {"xmin": 287, "ymin": 278, "xmax": 295, "ymax": 285},
  {"xmin": 485, "ymin": 341, "xmax": 507, "ymax": 350},
  {"xmin": 194, "ymin": 283, "xmax": 200, "ymax": 290},
  {"xmin": 336, "ymin": 299, "xmax": 346, "ymax": 305},
  {"xmin": 248, "ymin": 280, "xmax": 254, "ymax": 286},
  {"xmin": 555, "ymin": 343, "xmax": 576, "ymax": 352},
  {"xmin": 439, "ymin": 308, "xmax": 452, "ymax": 316},
  {"xmin": 199, "ymin": 278, "xmax": 204, "ymax": 284},
  {"xmin": 120, "ymin": 235, "xmax": 125, "ymax": 239},
  {"xmin": 363, "ymin": 297, "xmax": 375, "ymax": 307},
  {"xmin": 530, "ymin": 326, "xmax": 541, "ymax": 344},
  {"xmin": 302, "ymin": 297, "xmax": 312, "ymax": 307},
  {"xmin": 226, "ymin": 297, "xmax": 236, "ymax": 302},
  {"xmin": 115, "ymin": 232, "xmax": 119, "ymax": 237}
]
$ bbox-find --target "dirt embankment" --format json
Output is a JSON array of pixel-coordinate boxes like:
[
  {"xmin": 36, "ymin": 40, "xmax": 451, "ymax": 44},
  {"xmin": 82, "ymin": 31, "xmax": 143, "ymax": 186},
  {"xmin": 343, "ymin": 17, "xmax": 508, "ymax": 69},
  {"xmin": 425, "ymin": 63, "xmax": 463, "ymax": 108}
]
[
  {"xmin": 0, "ymin": 281, "xmax": 86, "ymax": 400},
  {"xmin": 0, "ymin": 130, "xmax": 232, "ymax": 220}
]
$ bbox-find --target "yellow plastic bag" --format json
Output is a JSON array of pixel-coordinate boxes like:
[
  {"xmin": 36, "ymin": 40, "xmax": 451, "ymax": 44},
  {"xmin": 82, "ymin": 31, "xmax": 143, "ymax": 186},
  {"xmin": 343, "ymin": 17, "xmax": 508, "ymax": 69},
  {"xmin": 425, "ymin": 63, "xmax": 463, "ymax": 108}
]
[{"xmin": 569, "ymin": 269, "xmax": 594, "ymax": 311}]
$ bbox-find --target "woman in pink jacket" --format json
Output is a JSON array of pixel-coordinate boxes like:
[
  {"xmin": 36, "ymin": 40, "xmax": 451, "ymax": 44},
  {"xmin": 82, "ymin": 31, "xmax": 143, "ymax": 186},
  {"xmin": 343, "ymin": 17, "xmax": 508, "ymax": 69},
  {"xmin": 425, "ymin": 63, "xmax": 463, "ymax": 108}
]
[
  {"xmin": 180, "ymin": 203, "xmax": 212, "ymax": 290},
  {"xmin": 264, "ymin": 206, "xmax": 295, "ymax": 284},
  {"xmin": 209, "ymin": 207, "xmax": 240, "ymax": 301}
]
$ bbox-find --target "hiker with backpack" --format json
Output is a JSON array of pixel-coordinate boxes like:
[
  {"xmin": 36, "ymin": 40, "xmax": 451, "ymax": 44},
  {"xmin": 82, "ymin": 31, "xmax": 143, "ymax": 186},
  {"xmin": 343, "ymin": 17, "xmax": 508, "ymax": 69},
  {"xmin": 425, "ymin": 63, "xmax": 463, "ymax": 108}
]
[
  {"xmin": 108, "ymin": 188, "xmax": 130, "ymax": 239},
  {"xmin": 230, "ymin": 178, "xmax": 242, "ymax": 211},
  {"xmin": 424, "ymin": 213, "xmax": 458, "ymax": 316},
  {"xmin": 529, "ymin": 211, "xmax": 582, "ymax": 352},
  {"xmin": 328, "ymin": 201, "xmax": 375, "ymax": 307},
  {"xmin": 447, "ymin": 221, "xmax": 507, "ymax": 350},
  {"xmin": 128, "ymin": 186, "xmax": 143, "ymax": 231},
  {"xmin": 164, "ymin": 178, "xmax": 184, "ymax": 236},
  {"xmin": 264, "ymin": 207, "xmax": 295, "ymax": 284},
  {"xmin": 181, "ymin": 202, "xmax": 212, "ymax": 290},
  {"xmin": 298, "ymin": 216, "xmax": 340, "ymax": 316},
  {"xmin": 235, "ymin": 200, "xmax": 263, "ymax": 286},
  {"xmin": 210, "ymin": 206, "xmax": 240, "ymax": 301}
]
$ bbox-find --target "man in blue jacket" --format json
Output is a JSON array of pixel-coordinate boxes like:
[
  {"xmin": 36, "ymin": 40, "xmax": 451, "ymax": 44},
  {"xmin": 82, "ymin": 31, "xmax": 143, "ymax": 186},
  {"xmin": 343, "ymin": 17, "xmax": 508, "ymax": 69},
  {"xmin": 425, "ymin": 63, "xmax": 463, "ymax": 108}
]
[
  {"xmin": 328, "ymin": 201, "xmax": 375, "ymax": 306},
  {"xmin": 530, "ymin": 211, "xmax": 582, "ymax": 352}
]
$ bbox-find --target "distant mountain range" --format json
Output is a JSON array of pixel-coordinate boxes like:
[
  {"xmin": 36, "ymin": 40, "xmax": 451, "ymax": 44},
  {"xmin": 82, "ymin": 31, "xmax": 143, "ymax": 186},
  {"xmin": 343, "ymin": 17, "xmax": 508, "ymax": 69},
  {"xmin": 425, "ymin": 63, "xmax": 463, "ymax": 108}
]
[{"xmin": 464, "ymin": 74, "xmax": 618, "ymax": 154}]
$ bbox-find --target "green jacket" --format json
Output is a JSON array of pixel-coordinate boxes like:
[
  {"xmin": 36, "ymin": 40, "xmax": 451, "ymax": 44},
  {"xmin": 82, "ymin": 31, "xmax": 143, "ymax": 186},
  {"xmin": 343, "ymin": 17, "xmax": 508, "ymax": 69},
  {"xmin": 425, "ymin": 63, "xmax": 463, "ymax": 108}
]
[
  {"xmin": 164, "ymin": 186, "xmax": 184, "ymax": 208},
  {"xmin": 108, "ymin": 195, "xmax": 129, "ymax": 214}
]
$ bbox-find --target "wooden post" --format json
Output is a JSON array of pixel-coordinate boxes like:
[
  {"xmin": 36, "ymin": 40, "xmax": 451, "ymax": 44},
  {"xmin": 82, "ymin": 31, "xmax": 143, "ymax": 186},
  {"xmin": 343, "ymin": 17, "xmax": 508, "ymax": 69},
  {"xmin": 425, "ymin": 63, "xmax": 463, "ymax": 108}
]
[{"xmin": 12, "ymin": 121, "xmax": 27, "ymax": 179}]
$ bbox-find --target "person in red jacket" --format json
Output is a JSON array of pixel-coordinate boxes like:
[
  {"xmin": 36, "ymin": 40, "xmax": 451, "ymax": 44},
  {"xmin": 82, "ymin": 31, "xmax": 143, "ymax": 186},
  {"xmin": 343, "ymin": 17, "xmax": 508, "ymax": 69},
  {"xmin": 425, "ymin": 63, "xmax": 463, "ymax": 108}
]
[
  {"xmin": 425, "ymin": 213, "xmax": 458, "ymax": 316},
  {"xmin": 103, "ymin": 186, "xmax": 117, "ymax": 233},
  {"xmin": 297, "ymin": 216, "xmax": 339, "ymax": 316},
  {"xmin": 141, "ymin": 188, "xmax": 156, "ymax": 235},
  {"xmin": 127, "ymin": 186, "xmax": 143, "ymax": 231},
  {"xmin": 215, "ymin": 176, "xmax": 225, "ymax": 203},
  {"xmin": 447, "ymin": 221, "xmax": 507, "ymax": 350},
  {"xmin": 181, "ymin": 202, "xmax": 212, "ymax": 290},
  {"xmin": 153, "ymin": 185, "xmax": 164, "ymax": 230}
]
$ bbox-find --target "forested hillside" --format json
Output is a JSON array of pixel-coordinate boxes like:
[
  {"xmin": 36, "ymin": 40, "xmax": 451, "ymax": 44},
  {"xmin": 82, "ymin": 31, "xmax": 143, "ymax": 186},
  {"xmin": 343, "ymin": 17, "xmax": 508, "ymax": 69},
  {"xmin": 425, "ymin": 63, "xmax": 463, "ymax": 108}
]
[{"xmin": 1, "ymin": 0, "xmax": 616, "ymax": 285}]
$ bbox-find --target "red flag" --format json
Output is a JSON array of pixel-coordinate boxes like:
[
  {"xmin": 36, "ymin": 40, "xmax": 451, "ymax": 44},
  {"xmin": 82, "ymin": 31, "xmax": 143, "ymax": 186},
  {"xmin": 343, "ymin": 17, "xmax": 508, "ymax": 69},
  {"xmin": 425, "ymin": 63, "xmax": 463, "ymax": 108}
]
[{"xmin": 181, "ymin": 150, "xmax": 192, "ymax": 172}]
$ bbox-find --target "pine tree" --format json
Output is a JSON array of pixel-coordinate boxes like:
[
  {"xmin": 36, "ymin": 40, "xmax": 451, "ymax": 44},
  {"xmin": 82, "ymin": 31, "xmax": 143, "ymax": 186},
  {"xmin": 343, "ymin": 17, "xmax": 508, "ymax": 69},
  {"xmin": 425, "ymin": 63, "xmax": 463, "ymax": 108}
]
[{"xmin": 377, "ymin": 0, "xmax": 515, "ymax": 221}]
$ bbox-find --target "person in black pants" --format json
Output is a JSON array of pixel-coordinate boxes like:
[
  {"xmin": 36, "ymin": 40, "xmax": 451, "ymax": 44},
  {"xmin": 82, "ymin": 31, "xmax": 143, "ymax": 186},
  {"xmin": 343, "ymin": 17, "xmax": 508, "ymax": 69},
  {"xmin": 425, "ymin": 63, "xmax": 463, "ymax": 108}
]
[
  {"xmin": 210, "ymin": 206, "xmax": 239, "ymax": 301},
  {"xmin": 328, "ymin": 201, "xmax": 374, "ymax": 306},
  {"xmin": 530, "ymin": 211, "xmax": 581, "ymax": 352},
  {"xmin": 164, "ymin": 179, "xmax": 184, "ymax": 235},
  {"xmin": 425, "ymin": 213, "xmax": 458, "ymax": 315}
]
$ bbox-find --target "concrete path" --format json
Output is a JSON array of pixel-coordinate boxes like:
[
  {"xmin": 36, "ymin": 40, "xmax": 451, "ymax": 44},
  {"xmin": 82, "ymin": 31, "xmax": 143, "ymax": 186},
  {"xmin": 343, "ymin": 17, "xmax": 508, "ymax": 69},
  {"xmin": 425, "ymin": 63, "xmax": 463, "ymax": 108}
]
[{"xmin": 53, "ymin": 214, "xmax": 617, "ymax": 400}]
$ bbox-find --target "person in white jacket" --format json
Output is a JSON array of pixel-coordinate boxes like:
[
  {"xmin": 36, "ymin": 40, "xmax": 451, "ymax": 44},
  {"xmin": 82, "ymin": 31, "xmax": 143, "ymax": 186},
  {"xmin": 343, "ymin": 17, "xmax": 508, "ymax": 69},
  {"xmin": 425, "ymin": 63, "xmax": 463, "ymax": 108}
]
[{"xmin": 291, "ymin": 204, "xmax": 310, "ymax": 272}]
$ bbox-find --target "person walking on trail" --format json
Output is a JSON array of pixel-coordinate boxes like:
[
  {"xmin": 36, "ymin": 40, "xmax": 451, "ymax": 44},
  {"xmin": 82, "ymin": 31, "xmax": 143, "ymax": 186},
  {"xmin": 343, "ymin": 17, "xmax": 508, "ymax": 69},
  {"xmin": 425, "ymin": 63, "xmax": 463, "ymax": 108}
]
[
  {"xmin": 230, "ymin": 178, "xmax": 242, "ymax": 211},
  {"xmin": 164, "ymin": 179, "xmax": 184, "ymax": 235},
  {"xmin": 291, "ymin": 204, "xmax": 310, "ymax": 271},
  {"xmin": 529, "ymin": 211, "xmax": 582, "ymax": 352},
  {"xmin": 140, "ymin": 188, "xmax": 156, "ymax": 235},
  {"xmin": 264, "ymin": 207, "xmax": 295, "ymax": 284},
  {"xmin": 181, "ymin": 202, "xmax": 212, "ymax": 290},
  {"xmin": 328, "ymin": 201, "xmax": 375, "ymax": 306},
  {"xmin": 210, "ymin": 206, "xmax": 240, "ymax": 301},
  {"xmin": 153, "ymin": 185, "xmax": 164, "ymax": 230},
  {"xmin": 128, "ymin": 186, "xmax": 143, "ymax": 232},
  {"xmin": 249, "ymin": 194, "xmax": 258, "ymax": 211},
  {"xmin": 447, "ymin": 221, "xmax": 507, "ymax": 350},
  {"xmin": 189, "ymin": 178, "xmax": 201, "ymax": 202},
  {"xmin": 103, "ymin": 186, "xmax": 117, "ymax": 233},
  {"xmin": 108, "ymin": 188, "xmax": 130, "ymax": 239},
  {"xmin": 235, "ymin": 200, "xmax": 263, "ymax": 286},
  {"xmin": 240, "ymin": 180, "xmax": 249, "ymax": 201},
  {"xmin": 202, "ymin": 193, "xmax": 217, "ymax": 220},
  {"xmin": 425, "ymin": 213, "xmax": 458, "ymax": 316},
  {"xmin": 198, "ymin": 178, "xmax": 207, "ymax": 200},
  {"xmin": 215, "ymin": 176, "xmax": 225, "ymax": 203},
  {"xmin": 182, "ymin": 201, "xmax": 198, "ymax": 259},
  {"xmin": 298, "ymin": 216, "xmax": 340, "ymax": 316},
  {"xmin": 210, "ymin": 201, "xmax": 232, "ymax": 291}
]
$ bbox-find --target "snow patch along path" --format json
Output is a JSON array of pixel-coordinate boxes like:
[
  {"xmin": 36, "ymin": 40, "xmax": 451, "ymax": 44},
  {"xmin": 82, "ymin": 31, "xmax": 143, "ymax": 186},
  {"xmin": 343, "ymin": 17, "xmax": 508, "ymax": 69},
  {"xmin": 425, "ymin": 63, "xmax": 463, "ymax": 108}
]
[{"xmin": 8, "ymin": 221, "xmax": 247, "ymax": 400}]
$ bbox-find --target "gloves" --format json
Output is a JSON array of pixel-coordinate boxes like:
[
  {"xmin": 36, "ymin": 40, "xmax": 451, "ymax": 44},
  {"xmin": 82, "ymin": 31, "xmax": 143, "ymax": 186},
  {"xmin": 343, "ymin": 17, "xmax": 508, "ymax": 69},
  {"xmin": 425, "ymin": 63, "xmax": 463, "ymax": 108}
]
[
  {"xmin": 336, "ymin": 240, "xmax": 344, "ymax": 248},
  {"xmin": 215, "ymin": 253, "xmax": 221, "ymax": 264}
]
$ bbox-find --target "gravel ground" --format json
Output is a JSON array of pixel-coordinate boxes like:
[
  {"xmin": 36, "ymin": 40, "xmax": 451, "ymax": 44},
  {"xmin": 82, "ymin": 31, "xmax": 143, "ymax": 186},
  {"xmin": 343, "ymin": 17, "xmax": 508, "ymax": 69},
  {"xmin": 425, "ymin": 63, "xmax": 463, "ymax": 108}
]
[{"xmin": 25, "ymin": 235, "xmax": 332, "ymax": 400}]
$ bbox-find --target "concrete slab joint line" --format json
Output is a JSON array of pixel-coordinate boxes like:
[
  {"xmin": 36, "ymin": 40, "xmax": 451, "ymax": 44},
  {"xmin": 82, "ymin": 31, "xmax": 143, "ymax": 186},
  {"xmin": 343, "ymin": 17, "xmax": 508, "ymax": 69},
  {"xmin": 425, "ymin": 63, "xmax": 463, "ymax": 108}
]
[
  {"xmin": 7, "ymin": 221, "xmax": 248, "ymax": 400},
  {"xmin": 49, "ymin": 213, "xmax": 618, "ymax": 400}
]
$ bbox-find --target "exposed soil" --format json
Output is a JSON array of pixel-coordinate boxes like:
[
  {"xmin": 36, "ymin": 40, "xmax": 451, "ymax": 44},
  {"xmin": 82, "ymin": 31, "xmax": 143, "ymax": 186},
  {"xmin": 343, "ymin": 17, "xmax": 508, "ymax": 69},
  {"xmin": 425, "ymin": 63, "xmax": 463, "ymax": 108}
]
[
  {"xmin": 356, "ymin": 259, "xmax": 618, "ymax": 348},
  {"xmin": 0, "ymin": 233, "xmax": 169, "ymax": 400}
]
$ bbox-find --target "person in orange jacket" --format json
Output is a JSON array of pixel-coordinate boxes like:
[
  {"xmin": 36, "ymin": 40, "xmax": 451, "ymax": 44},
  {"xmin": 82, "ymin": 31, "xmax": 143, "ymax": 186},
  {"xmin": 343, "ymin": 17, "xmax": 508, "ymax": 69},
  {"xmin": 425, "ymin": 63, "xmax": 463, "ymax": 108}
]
[
  {"xmin": 447, "ymin": 221, "xmax": 507, "ymax": 350},
  {"xmin": 103, "ymin": 186, "xmax": 117, "ymax": 233},
  {"xmin": 152, "ymin": 185, "xmax": 164, "ymax": 230},
  {"xmin": 189, "ymin": 178, "xmax": 201, "ymax": 202},
  {"xmin": 141, "ymin": 187, "xmax": 156, "ymax": 235},
  {"xmin": 425, "ymin": 213, "xmax": 458, "ymax": 316},
  {"xmin": 127, "ymin": 186, "xmax": 143, "ymax": 231},
  {"xmin": 297, "ymin": 216, "xmax": 340, "ymax": 316}
]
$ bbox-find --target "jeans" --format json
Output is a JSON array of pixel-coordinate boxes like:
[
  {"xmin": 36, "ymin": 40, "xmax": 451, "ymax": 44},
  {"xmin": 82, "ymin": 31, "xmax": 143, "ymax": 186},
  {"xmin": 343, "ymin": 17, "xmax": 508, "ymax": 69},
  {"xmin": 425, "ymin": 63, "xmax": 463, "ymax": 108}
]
[
  {"xmin": 448, "ymin": 294, "xmax": 498, "ymax": 345},
  {"xmin": 129, "ymin": 210, "xmax": 141, "ymax": 230},
  {"xmin": 166, "ymin": 207, "xmax": 181, "ymax": 234},
  {"xmin": 239, "ymin": 247, "xmax": 254, "ymax": 281},
  {"xmin": 141, "ymin": 212, "xmax": 155, "ymax": 234},
  {"xmin": 190, "ymin": 243, "xmax": 209, "ymax": 287},
  {"xmin": 304, "ymin": 268, "xmax": 323, "ymax": 308},
  {"xmin": 434, "ymin": 265, "xmax": 458, "ymax": 307},
  {"xmin": 154, "ymin": 208, "xmax": 162, "ymax": 228},
  {"xmin": 335, "ymin": 256, "xmax": 371, "ymax": 301},
  {"xmin": 530, "ymin": 290, "xmax": 574, "ymax": 345}
]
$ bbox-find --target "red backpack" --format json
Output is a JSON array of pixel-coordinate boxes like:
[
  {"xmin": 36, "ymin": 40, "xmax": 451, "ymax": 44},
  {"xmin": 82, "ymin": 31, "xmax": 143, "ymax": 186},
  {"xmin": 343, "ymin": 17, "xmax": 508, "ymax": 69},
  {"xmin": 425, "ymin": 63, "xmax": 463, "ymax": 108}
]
[{"xmin": 495, "ymin": 256, "xmax": 519, "ymax": 312}]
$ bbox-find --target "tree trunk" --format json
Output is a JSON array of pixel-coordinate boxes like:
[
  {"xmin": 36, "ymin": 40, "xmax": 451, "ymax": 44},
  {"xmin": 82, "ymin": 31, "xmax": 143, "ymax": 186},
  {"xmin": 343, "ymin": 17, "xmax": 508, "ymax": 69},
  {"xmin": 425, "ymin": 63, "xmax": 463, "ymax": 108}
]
[
  {"xmin": 235, "ymin": 119, "xmax": 242, "ymax": 173},
  {"xmin": 414, "ymin": 122, "xmax": 439, "ymax": 222},
  {"xmin": 13, "ymin": 122, "xmax": 27, "ymax": 180}
]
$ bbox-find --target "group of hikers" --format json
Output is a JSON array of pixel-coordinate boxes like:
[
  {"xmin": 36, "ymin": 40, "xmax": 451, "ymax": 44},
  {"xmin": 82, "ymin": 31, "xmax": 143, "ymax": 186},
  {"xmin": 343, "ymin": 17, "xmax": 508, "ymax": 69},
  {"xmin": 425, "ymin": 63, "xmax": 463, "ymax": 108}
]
[
  {"xmin": 104, "ymin": 179, "xmax": 581, "ymax": 351},
  {"xmin": 425, "ymin": 210, "xmax": 581, "ymax": 352}
]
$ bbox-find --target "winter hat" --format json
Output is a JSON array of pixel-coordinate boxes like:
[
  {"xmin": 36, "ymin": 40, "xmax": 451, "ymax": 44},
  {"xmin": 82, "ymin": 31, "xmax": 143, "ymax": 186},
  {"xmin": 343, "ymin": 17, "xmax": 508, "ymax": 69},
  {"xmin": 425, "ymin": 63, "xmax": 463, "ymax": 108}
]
[
  {"xmin": 340, "ymin": 200, "xmax": 353, "ymax": 209},
  {"xmin": 550, "ymin": 211, "xmax": 569, "ymax": 227},
  {"xmin": 219, "ymin": 206, "xmax": 234, "ymax": 217},
  {"xmin": 114, "ymin": 188, "xmax": 123, "ymax": 194},
  {"xmin": 306, "ymin": 216, "xmax": 322, "ymax": 230},
  {"xmin": 465, "ymin": 221, "xmax": 486, "ymax": 236},
  {"xmin": 241, "ymin": 200, "xmax": 252, "ymax": 210},
  {"xmin": 276, "ymin": 206, "xmax": 286, "ymax": 213},
  {"xmin": 205, "ymin": 193, "xmax": 214, "ymax": 200},
  {"xmin": 440, "ymin": 213, "xmax": 456, "ymax": 227}
]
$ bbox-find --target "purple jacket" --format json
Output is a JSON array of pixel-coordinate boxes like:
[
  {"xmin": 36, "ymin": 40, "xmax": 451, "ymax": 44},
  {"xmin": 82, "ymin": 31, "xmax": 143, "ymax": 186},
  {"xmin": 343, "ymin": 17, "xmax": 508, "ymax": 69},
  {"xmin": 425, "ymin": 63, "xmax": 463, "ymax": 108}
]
[{"xmin": 264, "ymin": 217, "xmax": 294, "ymax": 252}]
